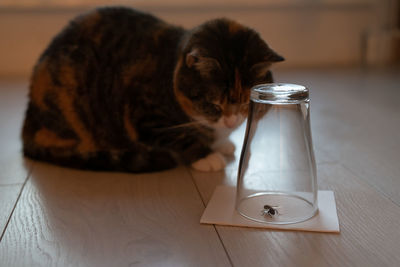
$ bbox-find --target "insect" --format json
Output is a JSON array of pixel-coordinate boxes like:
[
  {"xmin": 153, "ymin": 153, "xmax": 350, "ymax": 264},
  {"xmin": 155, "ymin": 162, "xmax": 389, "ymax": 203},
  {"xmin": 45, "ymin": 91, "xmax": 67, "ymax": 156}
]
[{"xmin": 261, "ymin": 205, "xmax": 279, "ymax": 217}]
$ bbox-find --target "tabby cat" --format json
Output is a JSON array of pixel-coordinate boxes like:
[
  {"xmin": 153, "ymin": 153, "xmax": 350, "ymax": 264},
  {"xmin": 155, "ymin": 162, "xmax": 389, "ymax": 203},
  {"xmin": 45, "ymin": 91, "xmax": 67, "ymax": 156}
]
[{"xmin": 22, "ymin": 7, "xmax": 284, "ymax": 173}]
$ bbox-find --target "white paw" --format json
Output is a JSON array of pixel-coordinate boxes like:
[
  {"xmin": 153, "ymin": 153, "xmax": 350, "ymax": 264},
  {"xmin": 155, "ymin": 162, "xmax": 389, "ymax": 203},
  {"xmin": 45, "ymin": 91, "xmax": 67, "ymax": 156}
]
[
  {"xmin": 214, "ymin": 141, "xmax": 236, "ymax": 156},
  {"xmin": 191, "ymin": 152, "xmax": 226, "ymax": 172}
]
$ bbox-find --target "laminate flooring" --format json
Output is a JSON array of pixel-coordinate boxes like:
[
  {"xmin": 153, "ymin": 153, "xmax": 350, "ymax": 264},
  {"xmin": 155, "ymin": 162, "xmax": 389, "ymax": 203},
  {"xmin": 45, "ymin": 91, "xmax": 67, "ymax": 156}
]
[{"xmin": 1, "ymin": 68, "xmax": 400, "ymax": 266}]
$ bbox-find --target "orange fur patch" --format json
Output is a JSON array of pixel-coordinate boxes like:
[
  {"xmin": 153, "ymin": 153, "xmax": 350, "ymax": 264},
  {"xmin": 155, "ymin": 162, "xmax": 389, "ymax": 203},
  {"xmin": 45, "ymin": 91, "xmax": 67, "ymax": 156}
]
[
  {"xmin": 59, "ymin": 64, "xmax": 78, "ymax": 88},
  {"xmin": 175, "ymin": 87, "xmax": 196, "ymax": 117},
  {"xmin": 122, "ymin": 56, "xmax": 157, "ymax": 86},
  {"xmin": 240, "ymin": 87, "xmax": 250, "ymax": 102},
  {"xmin": 232, "ymin": 68, "xmax": 243, "ymax": 102},
  {"xmin": 222, "ymin": 104, "xmax": 233, "ymax": 117},
  {"xmin": 30, "ymin": 59, "xmax": 52, "ymax": 110},
  {"xmin": 81, "ymin": 11, "xmax": 101, "ymax": 29},
  {"xmin": 239, "ymin": 103, "xmax": 249, "ymax": 116},
  {"xmin": 78, "ymin": 11, "xmax": 103, "ymax": 44},
  {"xmin": 152, "ymin": 24, "xmax": 168, "ymax": 43},
  {"xmin": 34, "ymin": 128, "xmax": 77, "ymax": 148},
  {"xmin": 58, "ymin": 90, "xmax": 96, "ymax": 153},
  {"xmin": 124, "ymin": 105, "xmax": 138, "ymax": 141},
  {"xmin": 228, "ymin": 21, "xmax": 245, "ymax": 34}
]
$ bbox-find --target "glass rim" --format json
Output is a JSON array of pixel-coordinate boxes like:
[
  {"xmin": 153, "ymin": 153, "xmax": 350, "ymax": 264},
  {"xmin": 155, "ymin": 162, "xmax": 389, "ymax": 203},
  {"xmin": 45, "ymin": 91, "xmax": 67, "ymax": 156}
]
[{"xmin": 251, "ymin": 83, "xmax": 309, "ymax": 104}]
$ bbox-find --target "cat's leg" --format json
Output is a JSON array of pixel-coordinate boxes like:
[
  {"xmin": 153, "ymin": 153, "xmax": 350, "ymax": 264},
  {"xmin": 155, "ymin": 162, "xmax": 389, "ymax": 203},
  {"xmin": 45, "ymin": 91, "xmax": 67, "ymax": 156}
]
[
  {"xmin": 117, "ymin": 146, "xmax": 178, "ymax": 172},
  {"xmin": 211, "ymin": 127, "xmax": 236, "ymax": 156},
  {"xmin": 171, "ymin": 136, "xmax": 227, "ymax": 171},
  {"xmin": 170, "ymin": 138, "xmax": 227, "ymax": 172},
  {"xmin": 22, "ymin": 102, "xmax": 81, "ymax": 161},
  {"xmin": 153, "ymin": 125, "xmax": 228, "ymax": 172},
  {"xmin": 190, "ymin": 131, "xmax": 235, "ymax": 171}
]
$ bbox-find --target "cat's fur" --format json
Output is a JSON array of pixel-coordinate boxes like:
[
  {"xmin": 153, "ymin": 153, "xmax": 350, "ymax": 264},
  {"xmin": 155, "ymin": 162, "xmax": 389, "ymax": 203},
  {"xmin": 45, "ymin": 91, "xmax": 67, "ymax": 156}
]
[{"xmin": 22, "ymin": 7, "xmax": 284, "ymax": 173}]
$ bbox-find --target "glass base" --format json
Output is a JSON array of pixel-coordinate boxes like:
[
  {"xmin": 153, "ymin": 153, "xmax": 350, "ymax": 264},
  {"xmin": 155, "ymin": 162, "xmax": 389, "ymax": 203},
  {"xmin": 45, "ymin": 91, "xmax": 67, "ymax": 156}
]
[{"xmin": 236, "ymin": 192, "xmax": 318, "ymax": 225}]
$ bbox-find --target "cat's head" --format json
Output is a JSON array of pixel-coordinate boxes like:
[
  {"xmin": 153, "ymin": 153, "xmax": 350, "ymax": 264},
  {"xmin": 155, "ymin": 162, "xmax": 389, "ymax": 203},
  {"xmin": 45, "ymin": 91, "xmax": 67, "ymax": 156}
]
[{"xmin": 173, "ymin": 18, "xmax": 284, "ymax": 130}]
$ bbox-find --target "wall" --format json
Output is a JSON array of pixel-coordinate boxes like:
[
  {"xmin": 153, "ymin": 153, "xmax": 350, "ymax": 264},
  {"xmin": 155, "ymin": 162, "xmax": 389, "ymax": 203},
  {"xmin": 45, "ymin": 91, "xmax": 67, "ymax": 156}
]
[{"xmin": 0, "ymin": 0, "xmax": 388, "ymax": 77}]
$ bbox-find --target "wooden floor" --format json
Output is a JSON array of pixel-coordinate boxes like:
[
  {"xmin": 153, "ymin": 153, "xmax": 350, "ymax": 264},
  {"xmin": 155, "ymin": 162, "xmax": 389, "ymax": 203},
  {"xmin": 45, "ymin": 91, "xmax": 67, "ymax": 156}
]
[{"xmin": 1, "ymin": 68, "xmax": 400, "ymax": 266}]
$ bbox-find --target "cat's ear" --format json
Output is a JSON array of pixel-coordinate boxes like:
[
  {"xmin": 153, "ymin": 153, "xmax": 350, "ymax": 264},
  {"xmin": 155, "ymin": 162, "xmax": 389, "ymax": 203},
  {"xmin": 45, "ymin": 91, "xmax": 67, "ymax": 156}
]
[
  {"xmin": 250, "ymin": 50, "xmax": 284, "ymax": 81},
  {"xmin": 185, "ymin": 48, "xmax": 221, "ymax": 77},
  {"xmin": 264, "ymin": 49, "xmax": 285, "ymax": 63},
  {"xmin": 186, "ymin": 50, "xmax": 199, "ymax": 68}
]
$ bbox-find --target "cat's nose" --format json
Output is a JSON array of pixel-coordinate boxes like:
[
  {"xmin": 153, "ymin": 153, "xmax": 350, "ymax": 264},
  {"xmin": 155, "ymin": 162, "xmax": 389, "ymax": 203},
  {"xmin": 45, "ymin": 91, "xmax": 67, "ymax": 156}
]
[{"xmin": 224, "ymin": 115, "xmax": 238, "ymax": 128}]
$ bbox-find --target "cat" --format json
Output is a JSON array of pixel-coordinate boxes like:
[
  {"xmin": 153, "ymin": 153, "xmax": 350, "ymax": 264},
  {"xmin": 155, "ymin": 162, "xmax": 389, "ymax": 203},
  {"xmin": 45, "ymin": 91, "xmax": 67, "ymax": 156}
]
[{"xmin": 22, "ymin": 6, "xmax": 284, "ymax": 173}]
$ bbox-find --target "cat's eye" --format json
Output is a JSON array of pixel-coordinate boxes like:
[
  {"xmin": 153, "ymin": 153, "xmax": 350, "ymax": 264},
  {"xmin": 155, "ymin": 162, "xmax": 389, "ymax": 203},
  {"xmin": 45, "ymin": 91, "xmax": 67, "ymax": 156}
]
[
  {"xmin": 211, "ymin": 103, "xmax": 222, "ymax": 113},
  {"xmin": 203, "ymin": 103, "xmax": 222, "ymax": 116}
]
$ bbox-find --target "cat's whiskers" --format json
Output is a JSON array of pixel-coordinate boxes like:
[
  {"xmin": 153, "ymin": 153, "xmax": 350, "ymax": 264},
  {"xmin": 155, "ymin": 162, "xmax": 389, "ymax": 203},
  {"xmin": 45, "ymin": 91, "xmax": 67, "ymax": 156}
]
[{"xmin": 158, "ymin": 119, "xmax": 210, "ymax": 130}]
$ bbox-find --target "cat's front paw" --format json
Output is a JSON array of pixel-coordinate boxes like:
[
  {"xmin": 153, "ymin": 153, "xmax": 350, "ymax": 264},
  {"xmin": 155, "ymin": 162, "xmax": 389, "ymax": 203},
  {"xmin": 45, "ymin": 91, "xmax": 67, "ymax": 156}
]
[
  {"xmin": 191, "ymin": 152, "xmax": 226, "ymax": 172},
  {"xmin": 214, "ymin": 140, "xmax": 236, "ymax": 156}
]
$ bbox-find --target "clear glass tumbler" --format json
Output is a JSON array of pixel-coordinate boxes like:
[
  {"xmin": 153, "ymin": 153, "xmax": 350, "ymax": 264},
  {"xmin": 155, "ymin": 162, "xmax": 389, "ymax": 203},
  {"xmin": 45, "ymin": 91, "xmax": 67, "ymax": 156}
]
[{"xmin": 236, "ymin": 83, "xmax": 318, "ymax": 224}]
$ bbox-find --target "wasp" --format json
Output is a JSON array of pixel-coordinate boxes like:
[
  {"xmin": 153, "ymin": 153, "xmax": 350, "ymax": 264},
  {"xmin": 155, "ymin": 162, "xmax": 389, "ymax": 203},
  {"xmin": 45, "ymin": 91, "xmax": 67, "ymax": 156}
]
[{"xmin": 261, "ymin": 205, "xmax": 279, "ymax": 217}]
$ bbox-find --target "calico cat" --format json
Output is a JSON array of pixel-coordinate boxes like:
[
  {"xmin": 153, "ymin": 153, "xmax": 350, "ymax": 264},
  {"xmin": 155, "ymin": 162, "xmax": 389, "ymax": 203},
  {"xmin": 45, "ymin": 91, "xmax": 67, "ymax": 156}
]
[{"xmin": 22, "ymin": 6, "xmax": 284, "ymax": 173}]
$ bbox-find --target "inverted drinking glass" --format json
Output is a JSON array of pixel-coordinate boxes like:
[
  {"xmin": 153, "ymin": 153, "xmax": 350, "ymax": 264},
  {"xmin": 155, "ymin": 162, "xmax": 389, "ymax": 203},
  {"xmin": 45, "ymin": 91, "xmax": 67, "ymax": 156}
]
[{"xmin": 236, "ymin": 83, "xmax": 318, "ymax": 224}]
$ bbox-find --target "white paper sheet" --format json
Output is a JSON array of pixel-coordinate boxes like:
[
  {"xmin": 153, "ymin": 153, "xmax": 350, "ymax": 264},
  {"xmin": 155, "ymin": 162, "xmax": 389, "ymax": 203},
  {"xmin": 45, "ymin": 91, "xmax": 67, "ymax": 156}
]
[{"xmin": 201, "ymin": 186, "xmax": 340, "ymax": 233}]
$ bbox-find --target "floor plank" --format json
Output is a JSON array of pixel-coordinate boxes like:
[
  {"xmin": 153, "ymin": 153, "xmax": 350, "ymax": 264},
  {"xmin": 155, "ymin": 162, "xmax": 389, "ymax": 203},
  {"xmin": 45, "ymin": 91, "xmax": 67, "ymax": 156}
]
[
  {"xmin": 209, "ymin": 163, "xmax": 400, "ymax": 267},
  {"xmin": 0, "ymin": 162, "xmax": 231, "ymax": 267},
  {"xmin": 275, "ymin": 68, "xmax": 400, "ymax": 205},
  {"xmin": 0, "ymin": 81, "xmax": 32, "ymax": 185},
  {"xmin": 0, "ymin": 185, "xmax": 23, "ymax": 238},
  {"xmin": 0, "ymin": 81, "xmax": 32, "ymax": 244}
]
